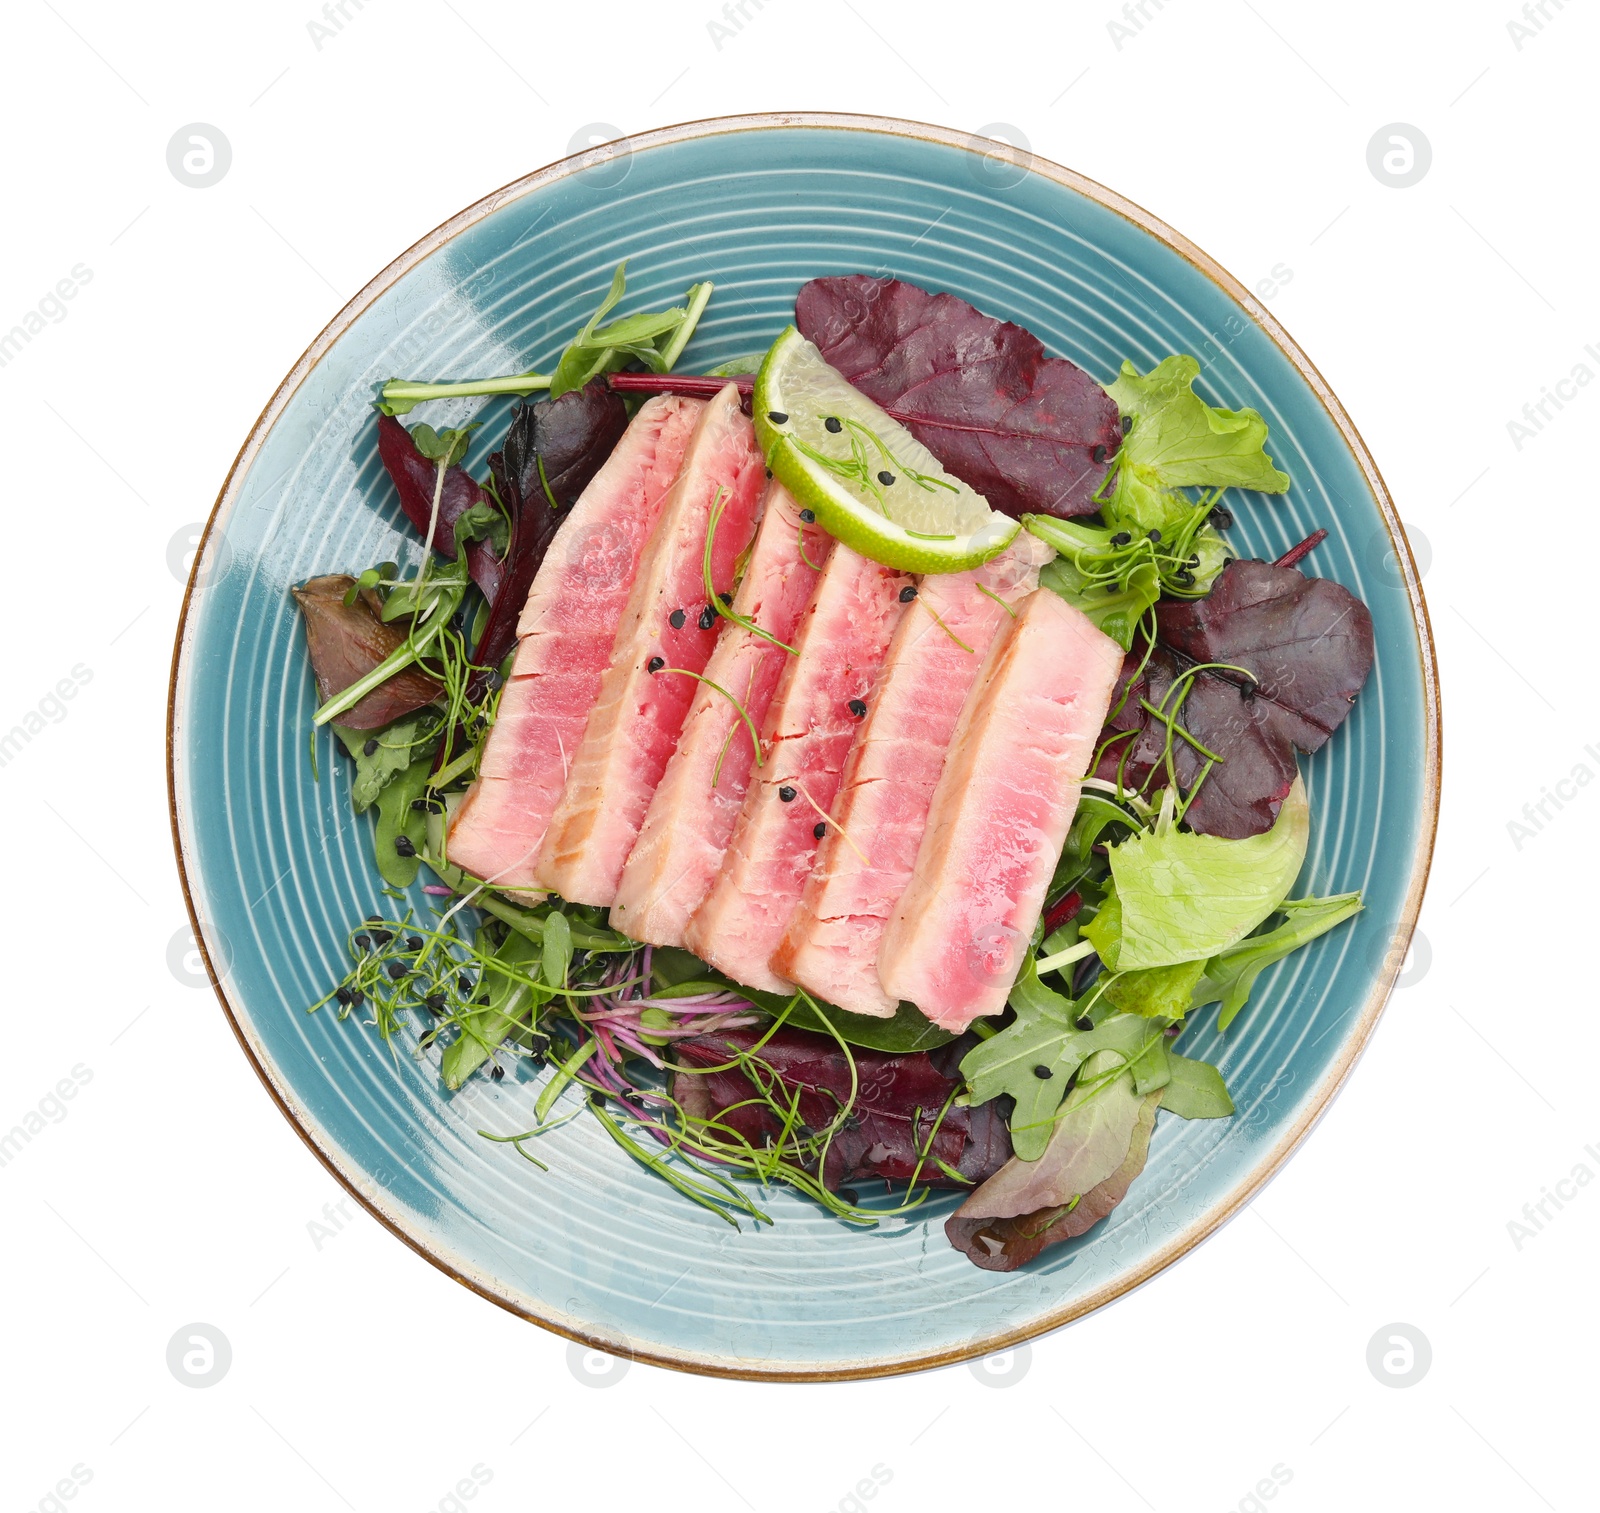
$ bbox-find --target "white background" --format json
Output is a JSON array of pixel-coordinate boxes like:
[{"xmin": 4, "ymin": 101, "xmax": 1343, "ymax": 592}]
[{"xmin": 1, "ymin": 1, "xmax": 1591, "ymax": 1509}]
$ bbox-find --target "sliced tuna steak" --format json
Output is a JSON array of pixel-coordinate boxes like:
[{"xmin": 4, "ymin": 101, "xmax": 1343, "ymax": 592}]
[
  {"xmin": 877, "ymin": 589, "xmax": 1122, "ymax": 1030},
  {"xmin": 773, "ymin": 533, "xmax": 1054, "ymax": 1015},
  {"xmin": 685, "ymin": 544, "xmax": 911, "ymax": 993},
  {"xmin": 445, "ymin": 395, "xmax": 702, "ymax": 893},
  {"xmin": 610, "ymin": 483, "xmax": 829, "ymax": 946},
  {"xmin": 535, "ymin": 384, "xmax": 765, "ymax": 905}
]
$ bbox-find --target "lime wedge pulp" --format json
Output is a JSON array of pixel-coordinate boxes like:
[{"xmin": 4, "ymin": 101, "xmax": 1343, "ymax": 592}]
[{"xmin": 753, "ymin": 326, "xmax": 1019, "ymax": 574}]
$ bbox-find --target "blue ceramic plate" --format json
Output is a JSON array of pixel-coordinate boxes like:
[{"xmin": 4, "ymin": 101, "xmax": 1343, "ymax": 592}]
[{"xmin": 168, "ymin": 114, "xmax": 1439, "ymax": 1380}]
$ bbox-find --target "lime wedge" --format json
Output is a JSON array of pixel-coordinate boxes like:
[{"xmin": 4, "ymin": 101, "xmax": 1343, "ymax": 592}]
[{"xmin": 754, "ymin": 326, "xmax": 1019, "ymax": 574}]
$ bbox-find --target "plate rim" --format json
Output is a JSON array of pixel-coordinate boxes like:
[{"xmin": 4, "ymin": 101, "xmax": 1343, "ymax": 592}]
[{"xmin": 166, "ymin": 110, "xmax": 1442, "ymax": 1382}]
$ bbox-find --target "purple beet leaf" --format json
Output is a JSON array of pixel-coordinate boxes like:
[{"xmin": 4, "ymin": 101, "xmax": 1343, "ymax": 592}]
[
  {"xmin": 1097, "ymin": 557, "xmax": 1375, "ymax": 837},
  {"xmin": 794, "ymin": 275, "xmax": 1124, "ymax": 519}
]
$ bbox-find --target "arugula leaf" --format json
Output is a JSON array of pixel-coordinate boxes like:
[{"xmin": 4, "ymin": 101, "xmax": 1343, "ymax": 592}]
[
  {"xmin": 334, "ymin": 712, "xmax": 438, "ymax": 813},
  {"xmin": 373, "ymin": 749, "xmax": 433, "ymax": 888},
  {"xmin": 548, "ymin": 264, "xmax": 714, "ymax": 400},
  {"xmin": 1107, "ymin": 356, "xmax": 1290, "ymax": 493},
  {"xmin": 959, "ymin": 956, "xmax": 1170, "ymax": 1159},
  {"xmin": 1085, "ymin": 777, "xmax": 1309, "ymax": 971},
  {"xmin": 957, "ymin": 1051, "xmax": 1144, "ymax": 1220},
  {"xmin": 1160, "ymin": 1053, "xmax": 1234, "ymax": 1118},
  {"xmin": 441, "ymin": 929, "xmax": 545, "ymax": 1090},
  {"xmin": 1194, "ymin": 891, "xmax": 1364, "ymax": 1029}
]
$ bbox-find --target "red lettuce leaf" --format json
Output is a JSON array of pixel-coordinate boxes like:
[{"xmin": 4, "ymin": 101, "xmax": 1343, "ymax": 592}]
[
  {"xmin": 471, "ymin": 381, "xmax": 629, "ymax": 676},
  {"xmin": 946, "ymin": 1088, "xmax": 1161, "ymax": 1271},
  {"xmin": 290, "ymin": 575, "xmax": 441, "ymax": 729},
  {"xmin": 794, "ymin": 275, "xmax": 1123, "ymax": 519},
  {"xmin": 1097, "ymin": 558, "xmax": 1375, "ymax": 838},
  {"xmin": 672, "ymin": 1024, "xmax": 1011, "ymax": 1192},
  {"xmin": 375, "ymin": 414, "xmax": 505, "ymax": 602}
]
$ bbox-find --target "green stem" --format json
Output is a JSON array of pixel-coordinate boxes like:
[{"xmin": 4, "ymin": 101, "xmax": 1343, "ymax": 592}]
[
  {"xmin": 380, "ymin": 373, "xmax": 551, "ymax": 408},
  {"xmin": 1035, "ymin": 939, "xmax": 1096, "ymax": 977},
  {"xmin": 656, "ymin": 281, "xmax": 714, "ymax": 371}
]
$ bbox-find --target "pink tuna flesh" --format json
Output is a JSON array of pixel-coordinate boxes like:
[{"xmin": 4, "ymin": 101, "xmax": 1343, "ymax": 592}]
[
  {"xmin": 773, "ymin": 533, "xmax": 1054, "ymax": 1015},
  {"xmin": 876, "ymin": 589, "xmax": 1122, "ymax": 1030},
  {"xmin": 535, "ymin": 384, "xmax": 764, "ymax": 906},
  {"xmin": 445, "ymin": 395, "xmax": 702, "ymax": 895},
  {"xmin": 610, "ymin": 483, "xmax": 829, "ymax": 946},
  {"xmin": 685, "ymin": 543, "xmax": 911, "ymax": 994}
]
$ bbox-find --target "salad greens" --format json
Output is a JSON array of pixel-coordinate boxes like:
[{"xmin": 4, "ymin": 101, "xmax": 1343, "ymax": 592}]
[
  {"xmin": 377, "ymin": 262, "xmax": 713, "ymax": 415},
  {"xmin": 294, "ymin": 264, "xmax": 1374, "ymax": 1274}
]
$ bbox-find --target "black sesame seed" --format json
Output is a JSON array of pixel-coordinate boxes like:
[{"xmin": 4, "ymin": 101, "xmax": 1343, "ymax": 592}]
[
  {"xmin": 362, "ymin": 738, "xmax": 378, "ymax": 756},
  {"xmin": 767, "ymin": 410, "xmax": 788, "ymax": 424},
  {"xmin": 371, "ymin": 929, "xmax": 392, "ymax": 946},
  {"xmin": 366, "ymin": 914, "xmax": 384, "ymax": 923},
  {"xmin": 1175, "ymin": 570, "xmax": 1195, "ymax": 586},
  {"xmin": 669, "ymin": 608, "xmax": 686, "ymax": 629},
  {"xmin": 353, "ymin": 933, "xmax": 371, "ymax": 952},
  {"xmin": 1240, "ymin": 679, "xmax": 1258, "ymax": 700},
  {"xmin": 1147, "ymin": 529, "xmax": 1162, "ymax": 543},
  {"xmin": 898, "ymin": 584, "xmax": 918, "ymax": 603},
  {"xmin": 1121, "ymin": 414, "xmax": 1133, "ymax": 435},
  {"xmin": 393, "ymin": 834, "xmax": 416, "ymax": 857},
  {"xmin": 1091, "ymin": 445, "xmax": 1106, "ymax": 464},
  {"xmin": 848, "ymin": 698, "xmax": 867, "ymax": 718},
  {"xmin": 1210, "ymin": 506, "xmax": 1234, "ymax": 530},
  {"xmin": 424, "ymin": 993, "xmax": 445, "ymax": 1014},
  {"xmin": 813, "ymin": 822, "xmax": 827, "ymax": 839},
  {"xmin": 387, "ymin": 960, "xmax": 407, "ymax": 980},
  {"xmin": 697, "ymin": 604, "xmax": 717, "ymax": 630},
  {"xmin": 647, "ymin": 656, "xmax": 664, "ymax": 673},
  {"xmin": 1107, "ymin": 582, "xmax": 1122, "ymax": 593},
  {"xmin": 1075, "ymin": 1016, "xmax": 1093, "ymax": 1031},
  {"xmin": 1186, "ymin": 555, "xmax": 1200, "ymax": 568},
  {"xmin": 778, "ymin": 786, "xmax": 797, "ymax": 803},
  {"xmin": 349, "ymin": 989, "xmax": 365, "ymax": 1008},
  {"xmin": 764, "ymin": 467, "xmax": 772, "ymax": 479},
  {"xmin": 406, "ymin": 935, "xmax": 423, "ymax": 951},
  {"xmin": 1111, "ymin": 531, "xmax": 1132, "ymax": 546},
  {"xmin": 410, "ymin": 797, "xmax": 430, "ymax": 812},
  {"xmin": 335, "ymin": 986, "xmax": 352, "ymax": 1006},
  {"xmin": 718, "ymin": 591, "xmax": 732, "ymax": 606},
  {"xmin": 491, "ymin": 1064, "xmax": 505, "ymax": 1081},
  {"xmin": 458, "ymin": 974, "xmax": 472, "ymax": 994},
  {"xmin": 799, "ymin": 508, "xmax": 816, "ymax": 524},
  {"xmin": 877, "ymin": 470, "xmax": 895, "ymax": 486},
  {"xmin": 1032, "ymin": 1064, "xmax": 1053, "ymax": 1080},
  {"xmin": 824, "ymin": 415, "xmax": 842, "ymax": 433},
  {"xmin": 838, "ymin": 1188, "xmax": 859, "ymax": 1205}
]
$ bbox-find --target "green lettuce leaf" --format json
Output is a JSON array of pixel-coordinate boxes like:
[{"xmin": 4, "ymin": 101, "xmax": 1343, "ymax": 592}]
[
  {"xmin": 441, "ymin": 928, "xmax": 546, "ymax": 1090},
  {"xmin": 1107, "ymin": 355, "xmax": 1291, "ymax": 493},
  {"xmin": 1086, "ymin": 776, "xmax": 1309, "ymax": 971}
]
